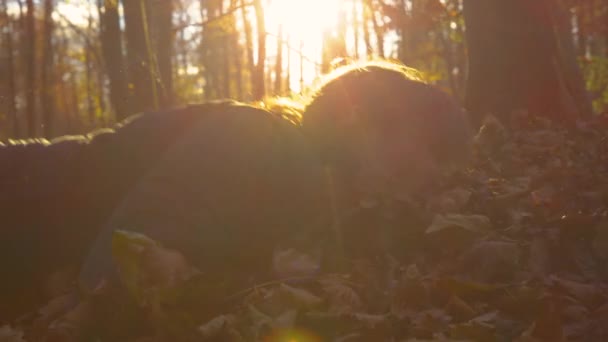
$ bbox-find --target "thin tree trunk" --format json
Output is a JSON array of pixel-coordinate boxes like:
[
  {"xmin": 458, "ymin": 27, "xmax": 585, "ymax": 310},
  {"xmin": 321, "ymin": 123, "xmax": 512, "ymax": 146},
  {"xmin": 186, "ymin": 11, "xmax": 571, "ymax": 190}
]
[
  {"xmin": 123, "ymin": 0, "xmax": 157, "ymax": 113},
  {"xmin": 396, "ymin": 0, "xmax": 407, "ymax": 63},
  {"xmin": 177, "ymin": 8, "xmax": 188, "ymax": 80},
  {"xmin": 240, "ymin": 0, "xmax": 254, "ymax": 99},
  {"xmin": 438, "ymin": 21, "xmax": 460, "ymax": 98},
  {"xmin": 93, "ymin": 1, "xmax": 107, "ymax": 126},
  {"xmin": 252, "ymin": 0, "xmax": 266, "ymax": 100},
  {"xmin": 201, "ymin": 1, "xmax": 221, "ymax": 99},
  {"xmin": 285, "ymin": 34, "xmax": 291, "ymax": 93},
  {"xmin": 368, "ymin": 0, "xmax": 384, "ymax": 57},
  {"xmin": 1, "ymin": 0, "xmax": 18, "ymax": 137},
  {"xmin": 40, "ymin": 0, "xmax": 55, "ymax": 137},
  {"xmin": 352, "ymin": 0, "xmax": 359, "ymax": 59},
  {"xmin": 362, "ymin": 0, "xmax": 373, "ymax": 58},
  {"xmin": 552, "ymin": 0, "xmax": 593, "ymax": 118},
  {"xmin": 274, "ymin": 24, "xmax": 283, "ymax": 95},
  {"xmin": 100, "ymin": 0, "xmax": 130, "ymax": 120},
  {"xmin": 86, "ymin": 2, "xmax": 95, "ymax": 128},
  {"xmin": 299, "ymin": 40, "xmax": 304, "ymax": 92},
  {"xmin": 154, "ymin": 0, "xmax": 174, "ymax": 106},
  {"xmin": 231, "ymin": 17, "xmax": 243, "ymax": 99},
  {"xmin": 69, "ymin": 74, "xmax": 78, "ymax": 133},
  {"xmin": 24, "ymin": 0, "xmax": 36, "ymax": 137},
  {"xmin": 221, "ymin": 3, "xmax": 231, "ymax": 99},
  {"xmin": 96, "ymin": 66, "xmax": 106, "ymax": 125},
  {"xmin": 222, "ymin": 42, "xmax": 231, "ymax": 98},
  {"xmin": 575, "ymin": 5, "xmax": 587, "ymax": 56}
]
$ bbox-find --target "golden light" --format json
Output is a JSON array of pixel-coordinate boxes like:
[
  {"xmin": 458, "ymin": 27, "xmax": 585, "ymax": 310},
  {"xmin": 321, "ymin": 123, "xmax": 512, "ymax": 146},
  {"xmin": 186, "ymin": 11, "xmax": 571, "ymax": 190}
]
[
  {"xmin": 262, "ymin": 327, "xmax": 322, "ymax": 342},
  {"xmin": 265, "ymin": 0, "xmax": 343, "ymax": 43},
  {"xmin": 264, "ymin": 0, "xmax": 346, "ymax": 90}
]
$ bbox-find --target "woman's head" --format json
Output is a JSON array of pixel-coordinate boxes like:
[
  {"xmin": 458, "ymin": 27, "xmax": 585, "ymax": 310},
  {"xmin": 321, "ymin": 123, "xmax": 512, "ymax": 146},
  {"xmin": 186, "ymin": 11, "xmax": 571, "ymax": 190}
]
[{"xmin": 301, "ymin": 60, "xmax": 472, "ymax": 195}]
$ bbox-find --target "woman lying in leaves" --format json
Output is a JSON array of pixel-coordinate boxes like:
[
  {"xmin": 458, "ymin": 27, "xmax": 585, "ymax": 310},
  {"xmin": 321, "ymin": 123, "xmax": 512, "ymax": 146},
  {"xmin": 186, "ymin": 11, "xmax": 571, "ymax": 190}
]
[{"xmin": 0, "ymin": 60, "xmax": 472, "ymax": 332}]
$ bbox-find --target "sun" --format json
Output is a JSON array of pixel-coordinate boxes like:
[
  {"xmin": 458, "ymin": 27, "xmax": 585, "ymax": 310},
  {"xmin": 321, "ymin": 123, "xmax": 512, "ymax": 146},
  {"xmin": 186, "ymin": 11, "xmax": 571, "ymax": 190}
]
[
  {"xmin": 265, "ymin": 0, "xmax": 343, "ymax": 43},
  {"xmin": 264, "ymin": 0, "xmax": 345, "ymax": 90}
]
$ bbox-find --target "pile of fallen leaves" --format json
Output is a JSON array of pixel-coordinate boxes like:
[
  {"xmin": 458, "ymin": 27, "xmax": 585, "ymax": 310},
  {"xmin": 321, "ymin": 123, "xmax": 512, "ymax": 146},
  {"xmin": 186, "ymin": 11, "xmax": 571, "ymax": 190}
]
[{"xmin": 4, "ymin": 112, "xmax": 608, "ymax": 341}]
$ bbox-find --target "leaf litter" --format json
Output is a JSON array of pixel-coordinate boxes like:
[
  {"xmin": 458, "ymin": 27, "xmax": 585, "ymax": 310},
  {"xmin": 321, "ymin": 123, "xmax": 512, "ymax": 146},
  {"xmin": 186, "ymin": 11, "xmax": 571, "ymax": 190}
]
[{"xmin": 7, "ymin": 112, "xmax": 608, "ymax": 341}]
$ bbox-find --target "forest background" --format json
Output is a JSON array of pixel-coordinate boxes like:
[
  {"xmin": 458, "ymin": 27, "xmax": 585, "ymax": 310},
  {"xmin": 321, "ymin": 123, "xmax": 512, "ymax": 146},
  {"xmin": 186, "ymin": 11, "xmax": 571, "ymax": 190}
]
[{"xmin": 0, "ymin": 0, "xmax": 607, "ymax": 140}]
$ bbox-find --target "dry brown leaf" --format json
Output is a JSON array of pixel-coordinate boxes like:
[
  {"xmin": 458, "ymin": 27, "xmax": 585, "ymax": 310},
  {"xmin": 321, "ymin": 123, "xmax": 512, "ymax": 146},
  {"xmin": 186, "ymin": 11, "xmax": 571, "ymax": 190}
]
[
  {"xmin": 449, "ymin": 320, "xmax": 496, "ymax": 342},
  {"xmin": 549, "ymin": 276, "xmax": 606, "ymax": 309},
  {"xmin": 279, "ymin": 284, "xmax": 324, "ymax": 310},
  {"xmin": 320, "ymin": 278, "xmax": 363, "ymax": 314},
  {"xmin": 528, "ymin": 238, "xmax": 552, "ymax": 276},
  {"xmin": 435, "ymin": 277, "xmax": 499, "ymax": 301},
  {"xmin": 427, "ymin": 187, "xmax": 472, "ymax": 213},
  {"xmin": 460, "ymin": 239, "xmax": 521, "ymax": 282},
  {"xmin": 273, "ymin": 248, "xmax": 321, "ymax": 278},
  {"xmin": 198, "ymin": 314, "xmax": 237, "ymax": 339},
  {"xmin": 524, "ymin": 296, "xmax": 566, "ymax": 342},
  {"xmin": 444, "ymin": 295, "xmax": 477, "ymax": 322},
  {"xmin": 426, "ymin": 214, "xmax": 492, "ymax": 234}
]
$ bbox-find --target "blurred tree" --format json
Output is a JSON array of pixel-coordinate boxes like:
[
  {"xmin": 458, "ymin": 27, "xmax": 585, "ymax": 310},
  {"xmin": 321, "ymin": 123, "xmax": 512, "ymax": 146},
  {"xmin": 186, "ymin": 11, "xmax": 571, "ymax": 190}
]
[
  {"xmin": 464, "ymin": 0, "xmax": 592, "ymax": 126},
  {"xmin": 123, "ymin": 0, "xmax": 158, "ymax": 112},
  {"xmin": 221, "ymin": 2, "xmax": 232, "ymax": 98},
  {"xmin": 352, "ymin": 0, "xmax": 359, "ymax": 59},
  {"xmin": 252, "ymin": 0, "xmax": 266, "ymax": 100},
  {"xmin": 24, "ymin": 0, "xmax": 36, "ymax": 136},
  {"xmin": 230, "ymin": 0, "xmax": 244, "ymax": 99},
  {"xmin": 153, "ymin": 0, "xmax": 175, "ymax": 106},
  {"xmin": 1, "ymin": 0, "xmax": 605, "ymax": 139},
  {"xmin": 85, "ymin": 4, "xmax": 95, "ymax": 127},
  {"xmin": 241, "ymin": 0, "xmax": 255, "ymax": 99},
  {"xmin": 201, "ymin": 0, "xmax": 221, "ymax": 99},
  {"xmin": 321, "ymin": 3, "xmax": 347, "ymax": 73},
  {"xmin": 99, "ymin": 0, "xmax": 130, "ymax": 120},
  {"xmin": 41, "ymin": 0, "xmax": 55, "ymax": 137},
  {"xmin": 368, "ymin": 0, "xmax": 384, "ymax": 57},
  {"xmin": 274, "ymin": 24, "xmax": 284, "ymax": 95},
  {"xmin": 568, "ymin": 0, "xmax": 608, "ymax": 112},
  {"xmin": 361, "ymin": 0, "xmax": 373, "ymax": 58},
  {"xmin": 0, "ymin": 0, "xmax": 18, "ymax": 137}
]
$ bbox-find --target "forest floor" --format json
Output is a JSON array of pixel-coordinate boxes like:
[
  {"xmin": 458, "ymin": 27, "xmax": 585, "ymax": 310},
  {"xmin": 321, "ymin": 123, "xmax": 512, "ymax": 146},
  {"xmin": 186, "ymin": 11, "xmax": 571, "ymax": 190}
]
[{"xmin": 3, "ymin": 112, "xmax": 608, "ymax": 341}]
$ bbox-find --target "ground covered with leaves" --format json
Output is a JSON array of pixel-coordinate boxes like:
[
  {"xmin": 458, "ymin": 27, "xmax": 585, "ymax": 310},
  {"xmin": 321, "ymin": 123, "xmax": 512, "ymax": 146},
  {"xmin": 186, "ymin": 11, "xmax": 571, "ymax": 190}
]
[{"xmin": 4, "ymin": 112, "xmax": 608, "ymax": 341}]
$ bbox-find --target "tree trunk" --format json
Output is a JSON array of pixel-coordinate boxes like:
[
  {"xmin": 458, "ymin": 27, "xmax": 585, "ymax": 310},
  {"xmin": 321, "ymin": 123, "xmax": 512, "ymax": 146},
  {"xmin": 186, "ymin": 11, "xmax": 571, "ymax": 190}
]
[
  {"xmin": 352, "ymin": 0, "xmax": 359, "ymax": 59},
  {"xmin": 24, "ymin": 0, "xmax": 36, "ymax": 137},
  {"xmin": 177, "ymin": 7, "xmax": 189, "ymax": 83},
  {"xmin": 575, "ymin": 4, "xmax": 587, "ymax": 56},
  {"xmin": 92, "ymin": 2, "xmax": 106, "ymax": 126},
  {"xmin": 70, "ymin": 73, "xmax": 79, "ymax": 133},
  {"xmin": 396, "ymin": 0, "xmax": 407, "ymax": 63},
  {"xmin": 368, "ymin": 0, "xmax": 384, "ymax": 58},
  {"xmin": 240, "ymin": 0, "xmax": 255, "ymax": 100},
  {"xmin": 252, "ymin": 0, "xmax": 266, "ymax": 100},
  {"xmin": 274, "ymin": 25, "xmax": 283, "ymax": 95},
  {"xmin": 438, "ymin": 20, "xmax": 460, "ymax": 98},
  {"xmin": 285, "ymin": 35, "xmax": 291, "ymax": 93},
  {"xmin": 221, "ymin": 3, "xmax": 232, "ymax": 99},
  {"xmin": 362, "ymin": 0, "xmax": 373, "ymax": 58},
  {"xmin": 201, "ymin": 0, "xmax": 221, "ymax": 99},
  {"xmin": 1, "ymin": 0, "xmax": 18, "ymax": 137},
  {"xmin": 85, "ymin": 19, "xmax": 95, "ymax": 128},
  {"xmin": 322, "ymin": 9, "xmax": 348, "ymax": 73},
  {"xmin": 463, "ymin": 0, "xmax": 592, "ymax": 127},
  {"xmin": 99, "ymin": 0, "xmax": 130, "ymax": 120},
  {"xmin": 123, "ymin": 0, "xmax": 157, "ymax": 113},
  {"xmin": 231, "ymin": 0, "xmax": 243, "ymax": 100},
  {"xmin": 40, "ymin": 0, "xmax": 55, "ymax": 137},
  {"xmin": 154, "ymin": 0, "xmax": 174, "ymax": 107}
]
